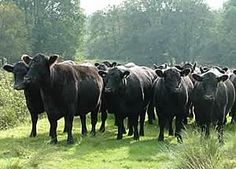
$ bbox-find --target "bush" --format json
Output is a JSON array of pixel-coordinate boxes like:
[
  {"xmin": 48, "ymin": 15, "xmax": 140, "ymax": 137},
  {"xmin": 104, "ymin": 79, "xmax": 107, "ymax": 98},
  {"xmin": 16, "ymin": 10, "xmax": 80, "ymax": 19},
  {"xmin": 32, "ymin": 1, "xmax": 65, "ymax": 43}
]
[
  {"xmin": 0, "ymin": 70, "xmax": 28, "ymax": 129},
  {"xmin": 174, "ymin": 129, "xmax": 222, "ymax": 169}
]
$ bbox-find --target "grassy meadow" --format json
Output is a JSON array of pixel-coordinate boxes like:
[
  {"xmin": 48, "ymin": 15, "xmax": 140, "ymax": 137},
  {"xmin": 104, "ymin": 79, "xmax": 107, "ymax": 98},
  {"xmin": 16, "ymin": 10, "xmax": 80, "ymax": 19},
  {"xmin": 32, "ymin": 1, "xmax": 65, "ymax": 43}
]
[
  {"xmin": 1, "ymin": 71, "xmax": 236, "ymax": 169},
  {"xmin": 0, "ymin": 115, "xmax": 236, "ymax": 169}
]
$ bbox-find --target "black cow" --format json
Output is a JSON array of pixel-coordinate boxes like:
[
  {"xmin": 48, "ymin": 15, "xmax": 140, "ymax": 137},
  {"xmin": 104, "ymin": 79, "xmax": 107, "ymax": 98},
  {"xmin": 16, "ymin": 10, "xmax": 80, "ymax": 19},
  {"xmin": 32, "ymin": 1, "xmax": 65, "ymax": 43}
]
[
  {"xmin": 23, "ymin": 53, "xmax": 103, "ymax": 144},
  {"xmin": 2, "ymin": 59, "xmax": 76, "ymax": 137},
  {"xmin": 199, "ymin": 67, "xmax": 236, "ymax": 124},
  {"xmin": 153, "ymin": 67, "xmax": 193, "ymax": 142},
  {"xmin": 3, "ymin": 61, "xmax": 45, "ymax": 137},
  {"xmin": 192, "ymin": 69, "xmax": 235, "ymax": 143},
  {"xmin": 99, "ymin": 65, "xmax": 155, "ymax": 140}
]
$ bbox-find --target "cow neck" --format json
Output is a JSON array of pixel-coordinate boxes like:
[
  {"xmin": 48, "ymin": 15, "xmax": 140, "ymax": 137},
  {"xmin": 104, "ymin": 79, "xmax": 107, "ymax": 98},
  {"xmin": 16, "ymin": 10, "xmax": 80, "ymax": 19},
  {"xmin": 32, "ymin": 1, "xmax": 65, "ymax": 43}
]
[
  {"xmin": 39, "ymin": 67, "xmax": 52, "ymax": 92},
  {"xmin": 118, "ymin": 78, "xmax": 127, "ymax": 96}
]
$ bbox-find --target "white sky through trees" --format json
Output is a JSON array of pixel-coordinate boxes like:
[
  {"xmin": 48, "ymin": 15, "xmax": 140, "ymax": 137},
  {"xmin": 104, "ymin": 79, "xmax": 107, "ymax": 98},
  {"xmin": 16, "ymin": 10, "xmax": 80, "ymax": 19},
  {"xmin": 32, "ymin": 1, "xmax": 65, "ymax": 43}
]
[{"xmin": 81, "ymin": 0, "xmax": 227, "ymax": 15}]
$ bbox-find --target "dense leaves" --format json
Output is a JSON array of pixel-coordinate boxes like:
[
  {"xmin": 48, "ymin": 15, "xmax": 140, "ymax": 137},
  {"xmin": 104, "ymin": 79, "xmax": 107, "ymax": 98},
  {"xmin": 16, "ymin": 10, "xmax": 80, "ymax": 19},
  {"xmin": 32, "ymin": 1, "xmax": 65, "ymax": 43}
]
[
  {"xmin": 0, "ymin": 71, "xmax": 28, "ymax": 129},
  {"xmin": 0, "ymin": 0, "xmax": 84, "ymax": 62},
  {"xmin": 85, "ymin": 0, "xmax": 236, "ymax": 66}
]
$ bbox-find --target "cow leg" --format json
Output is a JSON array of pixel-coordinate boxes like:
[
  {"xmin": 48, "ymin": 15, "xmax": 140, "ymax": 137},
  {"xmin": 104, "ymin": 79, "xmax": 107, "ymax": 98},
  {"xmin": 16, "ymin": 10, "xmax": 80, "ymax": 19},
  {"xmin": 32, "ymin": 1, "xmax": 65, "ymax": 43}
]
[
  {"xmin": 158, "ymin": 115, "xmax": 167, "ymax": 141},
  {"xmin": 206, "ymin": 123, "xmax": 210, "ymax": 138},
  {"xmin": 133, "ymin": 115, "xmax": 139, "ymax": 140},
  {"xmin": 175, "ymin": 116, "xmax": 183, "ymax": 143},
  {"xmin": 139, "ymin": 111, "xmax": 145, "ymax": 136},
  {"xmin": 99, "ymin": 110, "xmax": 107, "ymax": 133},
  {"xmin": 30, "ymin": 113, "xmax": 38, "ymax": 137},
  {"xmin": 63, "ymin": 117, "xmax": 67, "ymax": 133},
  {"xmin": 80, "ymin": 114, "xmax": 87, "ymax": 136},
  {"xmin": 49, "ymin": 118, "xmax": 58, "ymax": 144},
  {"xmin": 116, "ymin": 115, "xmax": 124, "ymax": 140},
  {"xmin": 147, "ymin": 104, "xmax": 155, "ymax": 124},
  {"xmin": 231, "ymin": 112, "xmax": 236, "ymax": 124},
  {"xmin": 90, "ymin": 107, "xmax": 98, "ymax": 136},
  {"xmin": 128, "ymin": 117, "xmax": 133, "ymax": 136},
  {"xmin": 168, "ymin": 118, "xmax": 174, "ymax": 136},
  {"xmin": 65, "ymin": 114, "xmax": 74, "ymax": 144}
]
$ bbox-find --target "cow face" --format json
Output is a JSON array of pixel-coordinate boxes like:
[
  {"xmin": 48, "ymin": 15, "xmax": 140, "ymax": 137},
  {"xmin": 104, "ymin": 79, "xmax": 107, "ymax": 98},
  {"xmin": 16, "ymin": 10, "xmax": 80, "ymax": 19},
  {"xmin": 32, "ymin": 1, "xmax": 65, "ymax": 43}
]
[
  {"xmin": 23, "ymin": 53, "xmax": 58, "ymax": 84},
  {"xmin": 156, "ymin": 68, "xmax": 190, "ymax": 93},
  {"xmin": 3, "ymin": 61, "xmax": 29, "ymax": 90},
  {"xmin": 192, "ymin": 72, "xmax": 228, "ymax": 101},
  {"xmin": 95, "ymin": 63, "xmax": 109, "ymax": 72},
  {"xmin": 99, "ymin": 67, "xmax": 130, "ymax": 93}
]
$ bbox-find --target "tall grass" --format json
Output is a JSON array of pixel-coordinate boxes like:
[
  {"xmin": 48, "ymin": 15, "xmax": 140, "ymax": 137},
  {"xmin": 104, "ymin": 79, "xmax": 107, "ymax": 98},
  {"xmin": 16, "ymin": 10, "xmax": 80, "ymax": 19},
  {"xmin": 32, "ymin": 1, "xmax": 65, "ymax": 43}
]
[{"xmin": 0, "ymin": 70, "xmax": 28, "ymax": 129}]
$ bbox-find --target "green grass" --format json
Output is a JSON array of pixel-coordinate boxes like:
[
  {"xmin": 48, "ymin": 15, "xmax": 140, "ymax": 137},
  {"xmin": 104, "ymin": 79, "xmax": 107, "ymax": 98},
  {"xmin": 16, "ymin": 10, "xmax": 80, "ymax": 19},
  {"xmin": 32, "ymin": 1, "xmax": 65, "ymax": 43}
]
[{"xmin": 0, "ymin": 116, "xmax": 236, "ymax": 169}]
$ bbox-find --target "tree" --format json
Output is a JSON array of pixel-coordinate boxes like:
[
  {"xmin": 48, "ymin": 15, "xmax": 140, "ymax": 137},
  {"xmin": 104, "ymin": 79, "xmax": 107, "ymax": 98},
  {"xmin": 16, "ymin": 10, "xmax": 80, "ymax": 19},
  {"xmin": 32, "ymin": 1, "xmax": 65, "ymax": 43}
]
[
  {"xmin": 1, "ymin": 0, "xmax": 85, "ymax": 60},
  {"xmin": 0, "ymin": 2, "xmax": 30, "ymax": 62}
]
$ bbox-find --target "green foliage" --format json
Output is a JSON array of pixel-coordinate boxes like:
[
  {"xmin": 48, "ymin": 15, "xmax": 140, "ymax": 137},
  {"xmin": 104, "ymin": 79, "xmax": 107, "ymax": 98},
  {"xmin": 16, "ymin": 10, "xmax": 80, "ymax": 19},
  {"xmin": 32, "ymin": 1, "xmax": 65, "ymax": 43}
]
[
  {"xmin": 0, "ymin": 2, "xmax": 30, "ymax": 63},
  {"xmin": 0, "ymin": 70, "xmax": 28, "ymax": 130},
  {"xmin": 175, "ymin": 130, "xmax": 222, "ymax": 169},
  {"xmin": 85, "ymin": 0, "xmax": 236, "ymax": 66},
  {"xmin": 0, "ymin": 0, "xmax": 85, "ymax": 62}
]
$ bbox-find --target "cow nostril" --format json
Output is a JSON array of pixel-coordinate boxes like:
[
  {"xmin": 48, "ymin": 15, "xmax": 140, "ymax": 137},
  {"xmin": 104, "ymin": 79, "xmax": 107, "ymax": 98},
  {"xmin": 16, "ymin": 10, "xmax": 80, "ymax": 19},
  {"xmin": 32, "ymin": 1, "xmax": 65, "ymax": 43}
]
[
  {"xmin": 24, "ymin": 77, "xmax": 31, "ymax": 83},
  {"xmin": 204, "ymin": 95, "xmax": 214, "ymax": 101},
  {"xmin": 105, "ymin": 87, "xmax": 111, "ymax": 93}
]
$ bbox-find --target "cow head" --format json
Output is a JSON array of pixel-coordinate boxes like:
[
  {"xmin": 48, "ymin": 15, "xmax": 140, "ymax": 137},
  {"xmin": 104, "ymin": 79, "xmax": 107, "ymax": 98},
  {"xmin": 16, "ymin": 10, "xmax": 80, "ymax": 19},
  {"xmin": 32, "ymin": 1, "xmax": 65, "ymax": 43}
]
[
  {"xmin": 156, "ymin": 67, "xmax": 190, "ymax": 93},
  {"xmin": 233, "ymin": 70, "xmax": 236, "ymax": 75},
  {"xmin": 192, "ymin": 72, "xmax": 228, "ymax": 101},
  {"xmin": 2, "ymin": 60, "xmax": 29, "ymax": 90},
  {"xmin": 98, "ymin": 67, "xmax": 130, "ymax": 93},
  {"xmin": 23, "ymin": 53, "xmax": 58, "ymax": 84}
]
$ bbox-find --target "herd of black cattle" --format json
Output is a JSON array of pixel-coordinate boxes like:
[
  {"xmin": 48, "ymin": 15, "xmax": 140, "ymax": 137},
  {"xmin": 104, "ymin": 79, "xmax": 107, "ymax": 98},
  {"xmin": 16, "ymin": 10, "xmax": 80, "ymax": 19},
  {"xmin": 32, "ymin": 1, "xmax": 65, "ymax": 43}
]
[{"xmin": 2, "ymin": 53, "xmax": 236, "ymax": 145}]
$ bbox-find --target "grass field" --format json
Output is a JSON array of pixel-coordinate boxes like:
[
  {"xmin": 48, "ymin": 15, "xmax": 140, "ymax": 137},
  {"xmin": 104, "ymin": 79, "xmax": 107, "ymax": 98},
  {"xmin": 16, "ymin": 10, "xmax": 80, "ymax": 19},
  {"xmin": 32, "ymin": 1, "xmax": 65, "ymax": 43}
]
[{"xmin": 0, "ymin": 115, "xmax": 236, "ymax": 169}]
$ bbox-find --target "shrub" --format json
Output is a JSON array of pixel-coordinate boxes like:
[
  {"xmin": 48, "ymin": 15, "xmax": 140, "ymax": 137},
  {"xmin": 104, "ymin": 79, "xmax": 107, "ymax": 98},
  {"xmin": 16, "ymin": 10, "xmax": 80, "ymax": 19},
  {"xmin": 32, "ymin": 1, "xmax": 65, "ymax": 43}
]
[
  {"xmin": 0, "ymin": 70, "xmax": 28, "ymax": 129},
  {"xmin": 175, "ymin": 129, "xmax": 222, "ymax": 169}
]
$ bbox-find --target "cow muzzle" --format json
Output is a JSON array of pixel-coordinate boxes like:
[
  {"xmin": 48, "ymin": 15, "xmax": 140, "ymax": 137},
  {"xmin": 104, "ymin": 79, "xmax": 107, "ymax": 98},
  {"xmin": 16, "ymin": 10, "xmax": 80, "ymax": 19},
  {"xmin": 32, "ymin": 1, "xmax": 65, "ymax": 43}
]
[
  {"xmin": 24, "ymin": 76, "xmax": 32, "ymax": 84},
  {"xmin": 14, "ymin": 84, "xmax": 25, "ymax": 90},
  {"xmin": 105, "ymin": 87, "xmax": 112, "ymax": 93},
  {"xmin": 204, "ymin": 95, "xmax": 215, "ymax": 101}
]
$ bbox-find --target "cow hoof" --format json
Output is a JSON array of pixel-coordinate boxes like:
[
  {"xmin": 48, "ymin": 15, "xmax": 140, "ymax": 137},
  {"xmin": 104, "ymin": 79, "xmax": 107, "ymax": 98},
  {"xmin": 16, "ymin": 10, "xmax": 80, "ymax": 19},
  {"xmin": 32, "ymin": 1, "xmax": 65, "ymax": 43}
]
[
  {"xmin": 29, "ymin": 133, "xmax": 36, "ymax": 138},
  {"xmin": 158, "ymin": 137, "xmax": 164, "ymax": 142},
  {"xmin": 50, "ymin": 139, "xmax": 58, "ymax": 144},
  {"xmin": 99, "ymin": 127, "xmax": 105, "ymax": 133},
  {"xmin": 122, "ymin": 127, "xmax": 126, "ymax": 134},
  {"xmin": 169, "ymin": 131, "xmax": 174, "ymax": 136},
  {"xmin": 128, "ymin": 131, "xmax": 133, "ymax": 136},
  {"xmin": 177, "ymin": 138, "xmax": 183, "ymax": 144},
  {"xmin": 90, "ymin": 131, "xmax": 96, "ymax": 136},
  {"xmin": 148, "ymin": 120, "xmax": 154, "ymax": 125},
  {"xmin": 117, "ymin": 135, "xmax": 123, "ymax": 140},
  {"xmin": 67, "ymin": 139, "xmax": 74, "ymax": 145},
  {"xmin": 139, "ymin": 132, "xmax": 144, "ymax": 136},
  {"xmin": 133, "ymin": 136, "xmax": 139, "ymax": 140}
]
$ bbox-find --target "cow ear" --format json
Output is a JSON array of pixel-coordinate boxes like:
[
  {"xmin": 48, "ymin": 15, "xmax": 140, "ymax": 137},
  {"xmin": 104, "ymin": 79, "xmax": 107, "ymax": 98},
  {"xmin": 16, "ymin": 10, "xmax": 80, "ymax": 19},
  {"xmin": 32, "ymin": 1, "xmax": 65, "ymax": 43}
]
[
  {"xmin": 155, "ymin": 69, "xmax": 164, "ymax": 77},
  {"xmin": 153, "ymin": 64, "xmax": 158, "ymax": 69},
  {"xmin": 193, "ymin": 62, "xmax": 197, "ymax": 71},
  {"xmin": 180, "ymin": 68, "xmax": 190, "ymax": 76},
  {"xmin": 48, "ymin": 55, "xmax": 58, "ymax": 66},
  {"xmin": 98, "ymin": 70, "xmax": 107, "ymax": 78},
  {"xmin": 192, "ymin": 74, "xmax": 203, "ymax": 81},
  {"xmin": 103, "ymin": 61, "xmax": 112, "ymax": 67},
  {"xmin": 3, "ymin": 64, "xmax": 13, "ymax": 72},
  {"xmin": 94, "ymin": 63, "xmax": 100, "ymax": 67},
  {"xmin": 175, "ymin": 65, "xmax": 183, "ymax": 70},
  {"xmin": 233, "ymin": 70, "xmax": 236, "ymax": 75},
  {"xmin": 21, "ymin": 54, "xmax": 32, "ymax": 65},
  {"xmin": 112, "ymin": 62, "xmax": 117, "ymax": 67},
  {"xmin": 222, "ymin": 67, "xmax": 228, "ymax": 72},
  {"xmin": 122, "ymin": 70, "xmax": 130, "ymax": 78},
  {"xmin": 217, "ymin": 75, "xmax": 228, "ymax": 82}
]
